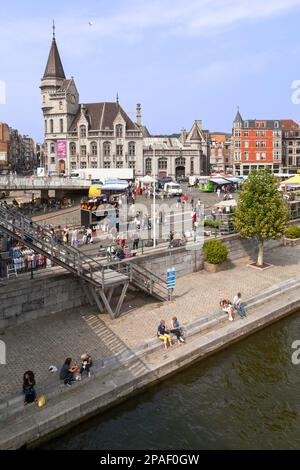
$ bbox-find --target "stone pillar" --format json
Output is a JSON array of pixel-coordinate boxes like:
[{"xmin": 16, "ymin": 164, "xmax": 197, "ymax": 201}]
[
  {"xmin": 55, "ymin": 189, "xmax": 65, "ymax": 200},
  {"xmin": 40, "ymin": 189, "xmax": 49, "ymax": 200}
]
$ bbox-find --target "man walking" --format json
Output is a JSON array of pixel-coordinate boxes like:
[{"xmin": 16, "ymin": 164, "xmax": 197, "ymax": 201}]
[{"xmin": 233, "ymin": 292, "xmax": 247, "ymax": 318}]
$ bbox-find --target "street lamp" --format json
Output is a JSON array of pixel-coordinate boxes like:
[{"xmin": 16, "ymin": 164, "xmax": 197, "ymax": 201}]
[{"xmin": 152, "ymin": 143, "xmax": 157, "ymax": 248}]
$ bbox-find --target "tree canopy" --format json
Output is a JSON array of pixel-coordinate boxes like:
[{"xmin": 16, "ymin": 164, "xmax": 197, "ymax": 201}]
[{"xmin": 233, "ymin": 170, "xmax": 289, "ymax": 266}]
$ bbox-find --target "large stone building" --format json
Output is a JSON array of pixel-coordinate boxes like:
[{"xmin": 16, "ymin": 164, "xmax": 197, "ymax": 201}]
[
  {"xmin": 281, "ymin": 119, "xmax": 300, "ymax": 173},
  {"xmin": 41, "ymin": 29, "xmax": 210, "ymax": 178},
  {"xmin": 41, "ymin": 28, "xmax": 143, "ymax": 176},
  {"xmin": 143, "ymin": 121, "xmax": 210, "ymax": 179}
]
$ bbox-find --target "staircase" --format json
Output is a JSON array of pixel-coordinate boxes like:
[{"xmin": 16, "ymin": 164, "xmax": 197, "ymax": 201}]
[
  {"xmin": 0, "ymin": 203, "xmax": 170, "ymax": 317},
  {"xmin": 126, "ymin": 262, "xmax": 170, "ymax": 302}
]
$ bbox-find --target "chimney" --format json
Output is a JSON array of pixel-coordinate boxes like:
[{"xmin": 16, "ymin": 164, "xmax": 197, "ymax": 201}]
[
  {"xmin": 180, "ymin": 128, "xmax": 187, "ymax": 144},
  {"xmin": 136, "ymin": 103, "xmax": 142, "ymax": 126}
]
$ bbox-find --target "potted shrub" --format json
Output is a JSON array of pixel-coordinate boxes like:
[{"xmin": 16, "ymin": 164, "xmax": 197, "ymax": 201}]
[
  {"xmin": 283, "ymin": 225, "xmax": 300, "ymax": 246},
  {"xmin": 203, "ymin": 239, "xmax": 229, "ymax": 273}
]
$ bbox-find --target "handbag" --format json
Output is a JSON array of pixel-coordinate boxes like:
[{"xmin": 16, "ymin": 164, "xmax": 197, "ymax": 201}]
[{"xmin": 37, "ymin": 395, "xmax": 46, "ymax": 408}]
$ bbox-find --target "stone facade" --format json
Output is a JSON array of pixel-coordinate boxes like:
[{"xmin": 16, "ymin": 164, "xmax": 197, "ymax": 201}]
[{"xmin": 41, "ymin": 30, "xmax": 209, "ymax": 178}]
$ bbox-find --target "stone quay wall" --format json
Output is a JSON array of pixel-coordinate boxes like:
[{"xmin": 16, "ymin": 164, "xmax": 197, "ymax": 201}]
[
  {"xmin": 0, "ymin": 271, "xmax": 86, "ymax": 331},
  {"xmin": 0, "ymin": 234, "xmax": 283, "ymax": 330}
]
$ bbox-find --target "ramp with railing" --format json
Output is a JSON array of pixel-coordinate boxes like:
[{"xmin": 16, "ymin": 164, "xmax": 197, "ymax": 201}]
[{"xmin": 0, "ymin": 203, "xmax": 170, "ymax": 318}]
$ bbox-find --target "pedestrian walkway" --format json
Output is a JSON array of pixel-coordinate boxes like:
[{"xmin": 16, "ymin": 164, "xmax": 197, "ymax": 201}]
[{"xmin": 1, "ymin": 243, "xmax": 300, "ymax": 402}]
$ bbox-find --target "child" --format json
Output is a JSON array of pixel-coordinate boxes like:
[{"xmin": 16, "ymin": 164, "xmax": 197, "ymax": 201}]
[{"xmin": 80, "ymin": 354, "xmax": 93, "ymax": 377}]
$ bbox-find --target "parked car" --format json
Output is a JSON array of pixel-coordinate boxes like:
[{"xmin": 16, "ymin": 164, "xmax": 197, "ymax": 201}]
[{"xmin": 176, "ymin": 175, "xmax": 189, "ymax": 183}]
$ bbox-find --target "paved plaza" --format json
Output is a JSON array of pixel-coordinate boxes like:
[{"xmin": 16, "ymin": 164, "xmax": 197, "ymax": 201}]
[{"xmin": 1, "ymin": 243, "xmax": 300, "ymax": 402}]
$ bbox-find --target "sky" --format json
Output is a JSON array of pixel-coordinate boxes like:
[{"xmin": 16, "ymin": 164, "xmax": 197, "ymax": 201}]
[{"xmin": 1, "ymin": 0, "xmax": 300, "ymax": 141}]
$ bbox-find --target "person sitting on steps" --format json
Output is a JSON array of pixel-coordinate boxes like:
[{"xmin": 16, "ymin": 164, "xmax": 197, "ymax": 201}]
[
  {"xmin": 170, "ymin": 316, "xmax": 185, "ymax": 344},
  {"xmin": 157, "ymin": 320, "xmax": 172, "ymax": 350}
]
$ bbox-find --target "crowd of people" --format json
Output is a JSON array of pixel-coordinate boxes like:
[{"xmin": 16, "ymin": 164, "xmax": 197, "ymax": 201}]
[{"xmin": 22, "ymin": 353, "xmax": 93, "ymax": 405}]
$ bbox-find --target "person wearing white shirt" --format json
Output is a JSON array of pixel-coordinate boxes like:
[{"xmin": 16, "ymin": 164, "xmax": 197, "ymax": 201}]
[{"xmin": 233, "ymin": 293, "xmax": 246, "ymax": 318}]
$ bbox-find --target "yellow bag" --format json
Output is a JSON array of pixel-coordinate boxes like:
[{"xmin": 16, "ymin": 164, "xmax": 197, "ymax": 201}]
[{"xmin": 37, "ymin": 395, "xmax": 46, "ymax": 408}]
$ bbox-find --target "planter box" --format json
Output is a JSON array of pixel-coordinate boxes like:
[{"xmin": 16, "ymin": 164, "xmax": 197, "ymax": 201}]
[
  {"xmin": 283, "ymin": 237, "xmax": 300, "ymax": 247},
  {"xmin": 203, "ymin": 260, "xmax": 228, "ymax": 273}
]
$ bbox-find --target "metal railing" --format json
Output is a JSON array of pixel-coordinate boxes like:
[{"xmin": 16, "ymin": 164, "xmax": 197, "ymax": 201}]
[{"xmin": 0, "ymin": 203, "xmax": 170, "ymax": 301}]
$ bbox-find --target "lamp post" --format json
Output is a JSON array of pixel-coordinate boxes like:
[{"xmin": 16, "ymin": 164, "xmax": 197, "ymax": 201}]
[{"xmin": 153, "ymin": 144, "xmax": 156, "ymax": 248}]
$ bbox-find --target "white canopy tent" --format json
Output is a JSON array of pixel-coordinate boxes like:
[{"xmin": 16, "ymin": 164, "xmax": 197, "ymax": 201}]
[{"xmin": 138, "ymin": 175, "xmax": 157, "ymax": 184}]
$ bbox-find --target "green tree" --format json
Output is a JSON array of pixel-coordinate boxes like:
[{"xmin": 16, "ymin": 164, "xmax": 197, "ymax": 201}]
[{"xmin": 233, "ymin": 169, "xmax": 289, "ymax": 266}]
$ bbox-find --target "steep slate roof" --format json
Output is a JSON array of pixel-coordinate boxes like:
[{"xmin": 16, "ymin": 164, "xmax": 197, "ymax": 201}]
[
  {"xmin": 43, "ymin": 37, "xmax": 66, "ymax": 79},
  {"xmin": 234, "ymin": 109, "xmax": 243, "ymax": 123},
  {"xmin": 69, "ymin": 102, "xmax": 138, "ymax": 131}
]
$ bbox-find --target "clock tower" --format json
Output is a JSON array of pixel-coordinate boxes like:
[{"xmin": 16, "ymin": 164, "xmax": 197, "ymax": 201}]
[{"xmin": 40, "ymin": 23, "xmax": 79, "ymax": 174}]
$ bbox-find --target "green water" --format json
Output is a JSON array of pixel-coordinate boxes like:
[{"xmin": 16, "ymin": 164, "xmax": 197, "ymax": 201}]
[{"xmin": 44, "ymin": 312, "xmax": 300, "ymax": 450}]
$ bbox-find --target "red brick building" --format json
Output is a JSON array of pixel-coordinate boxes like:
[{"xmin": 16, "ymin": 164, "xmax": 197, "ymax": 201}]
[
  {"xmin": 0, "ymin": 123, "xmax": 10, "ymax": 170},
  {"xmin": 231, "ymin": 109, "xmax": 282, "ymax": 175}
]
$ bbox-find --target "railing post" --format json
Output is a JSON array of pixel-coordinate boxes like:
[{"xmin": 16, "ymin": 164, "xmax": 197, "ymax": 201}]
[{"xmin": 21, "ymin": 217, "xmax": 24, "ymax": 241}]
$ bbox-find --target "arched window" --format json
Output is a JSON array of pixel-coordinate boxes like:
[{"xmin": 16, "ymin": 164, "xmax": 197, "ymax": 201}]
[
  {"xmin": 60, "ymin": 119, "xmax": 63, "ymax": 133},
  {"xmin": 116, "ymin": 124, "xmax": 123, "ymax": 138},
  {"xmin": 50, "ymin": 119, "xmax": 54, "ymax": 133},
  {"xmin": 59, "ymin": 101, "xmax": 63, "ymax": 110},
  {"xmin": 145, "ymin": 158, "xmax": 152, "ymax": 171},
  {"xmin": 128, "ymin": 141, "xmax": 136, "ymax": 156},
  {"xmin": 50, "ymin": 143, "xmax": 55, "ymax": 154},
  {"xmin": 69, "ymin": 142, "xmax": 76, "ymax": 156},
  {"xmin": 175, "ymin": 157, "xmax": 186, "ymax": 166},
  {"xmin": 91, "ymin": 142, "xmax": 98, "ymax": 156},
  {"xmin": 45, "ymin": 120, "xmax": 47, "ymax": 134},
  {"xmin": 158, "ymin": 158, "xmax": 167, "ymax": 170},
  {"xmin": 103, "ymin": 142, "xmax": 111, "ymax": 156},
  {"xmin": 80, "ymin": 125, "xmax": 87, "ymax": 138}
]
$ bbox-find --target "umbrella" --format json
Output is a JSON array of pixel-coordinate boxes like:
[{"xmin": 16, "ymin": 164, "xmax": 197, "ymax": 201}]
[
  {"xmin": 138, "ymin": 175, "xmax": 157, "ymax": 183},
  {"xmin": 280, "ymin": 175, "xmax": 300, "ymax": 186}
]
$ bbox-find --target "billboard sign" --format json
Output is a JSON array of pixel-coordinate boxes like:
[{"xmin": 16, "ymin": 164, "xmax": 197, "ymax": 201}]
[
  {"xmin": 37, "ymin": 167, "xmax": 45, "ymax": 177},
  {"xmin": 57, "ymin": 140, "xmax": 67, "ymax": 159}
]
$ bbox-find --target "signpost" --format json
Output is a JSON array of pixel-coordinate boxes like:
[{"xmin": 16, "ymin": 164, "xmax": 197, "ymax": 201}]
[{"xmin": 167, "ymin": 267, "xmax": 176, "ymax": 301}]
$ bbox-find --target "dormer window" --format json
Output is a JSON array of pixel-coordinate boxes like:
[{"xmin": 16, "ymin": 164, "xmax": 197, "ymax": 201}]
[
  {"xmin": 116, "ymin": 124, "xmax": 123, "ymax": 138},
  {"xmin": 80, "ymin": 125, "xmax": 87, "ymax": 138}
]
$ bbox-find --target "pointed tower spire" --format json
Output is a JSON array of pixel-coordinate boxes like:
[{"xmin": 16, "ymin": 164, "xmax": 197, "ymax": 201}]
[
  {"xmin": 43, "ymin": 23, "xmax": 66, "ymax": 80},
  {"xmin": 234, "ymin": 105, "xmax": 243, "ymax": 123},
  {"xmin": 116, "ymin": 93, "xmax": 119, "ymax": 105}
]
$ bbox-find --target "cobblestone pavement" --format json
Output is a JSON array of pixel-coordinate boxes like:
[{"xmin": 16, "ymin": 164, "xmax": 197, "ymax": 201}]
[{"xmin": 1, "ymin": 243, "xmax": 300, "ymax": 401}]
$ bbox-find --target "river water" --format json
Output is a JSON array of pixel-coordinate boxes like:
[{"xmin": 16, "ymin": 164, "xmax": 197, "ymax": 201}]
[{"xmin": 44, "ymin": 313, "xmax": 300, "ymax": 450}]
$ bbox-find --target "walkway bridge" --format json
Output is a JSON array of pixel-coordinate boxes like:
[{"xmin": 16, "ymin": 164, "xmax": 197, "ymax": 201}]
[
  {"xmin": 0, "ymin": 176, "xmax": 90, "ymax": 192},
  {"xmin": 0, "ymin": 204, "xmax": 169, "ymax": 318}
]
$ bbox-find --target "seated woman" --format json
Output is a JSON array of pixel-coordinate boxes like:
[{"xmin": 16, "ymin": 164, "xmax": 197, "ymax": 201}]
[
  {"xmin": 220, "ymin": 299, "xmax": 234, "ymax": 322},
  {"xmin": 157, "ymin": 320, "xmax": 172, "ymax": 350},
  {"xmin": 59, "ymin": 358, "xmax": 78, "ymax": 386},
  {"xmin": 170, "ymin": 316, "xmax": 185, "ymax": 344}
]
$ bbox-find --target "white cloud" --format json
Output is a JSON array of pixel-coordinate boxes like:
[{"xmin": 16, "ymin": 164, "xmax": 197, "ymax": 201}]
[{"xmin": 1, "ymin": 0, "xmax": 300, "ymax": 47}]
